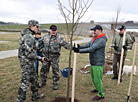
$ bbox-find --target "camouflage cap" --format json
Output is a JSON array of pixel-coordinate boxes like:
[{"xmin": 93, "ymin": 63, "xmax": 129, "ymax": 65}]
[{"xmin": 28, "ymin": 20, "xmax": 41, "ymax": 27}]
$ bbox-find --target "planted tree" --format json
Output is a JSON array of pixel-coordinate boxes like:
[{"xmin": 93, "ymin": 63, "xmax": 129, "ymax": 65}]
[
  {"xmin": 110, "ymin": 3, "xmax": 124, "ymax": 57},
  {"xmin": 57, "ymin": 0, "xmax": 93, "ymax": 102}
]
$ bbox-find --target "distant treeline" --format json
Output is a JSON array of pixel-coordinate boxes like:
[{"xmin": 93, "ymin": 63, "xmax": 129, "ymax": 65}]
[{"xmin": 0, "ymin": 21, "xmax": 22, "ymax": 25}]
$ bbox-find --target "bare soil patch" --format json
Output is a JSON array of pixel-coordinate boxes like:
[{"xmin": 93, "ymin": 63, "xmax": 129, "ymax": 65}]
[
  {"xmin": 80, "ymin": 61, "xmax": 113, "ymax": 74},
  {"xmin": 50, "ymin": 97, "xmax": 79, "ymax": 102}
]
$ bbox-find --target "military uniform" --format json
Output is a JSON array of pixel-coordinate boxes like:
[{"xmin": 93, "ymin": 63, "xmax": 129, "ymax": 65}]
[
  {"xmin": 17, "ymin": 27, "xmax": 43, "ymax": 102},
  {"xmin": 37, "ymin": 33, "xmax": 71, "ymax": 88}
]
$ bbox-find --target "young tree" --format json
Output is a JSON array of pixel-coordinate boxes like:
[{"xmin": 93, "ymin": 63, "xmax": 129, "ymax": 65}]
[
  {"xmin": 110, "ymin": 3, "xmax": 124, "ymax": 56},
  {"xmin": 57, "ymin": 0, "xmax": 93, "ymax": 102}
]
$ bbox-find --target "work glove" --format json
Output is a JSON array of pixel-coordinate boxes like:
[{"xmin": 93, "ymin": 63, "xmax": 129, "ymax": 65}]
[
  {"xmin": 72, "ymin": 47, "xmax": 79, "ymax": 53},
  {"xmin": 114, "ymin": 46, "xmax": 118, "ymax": 50},
  {"xmin": 74, "ymin": 43, "xmax": 80, "ymax": 48},
  {"xmin": 77, "ymin": 44, "xmax": 80, "ymax": 48},
  {"xmin": 122, "ymin": 45, "xmax": 127, "ymax": 50}
]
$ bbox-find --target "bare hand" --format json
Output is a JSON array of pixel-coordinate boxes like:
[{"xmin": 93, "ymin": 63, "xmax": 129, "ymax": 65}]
[
  {"xmin": 38, "ymin": 49, "xmax": 42, "ymax": 52},
  {"xmin": 42, "ymin": 57, "xmax": 46, "ymax": 62}
]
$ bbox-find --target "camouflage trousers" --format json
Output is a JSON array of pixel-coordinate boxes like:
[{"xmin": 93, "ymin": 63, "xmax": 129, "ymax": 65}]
[
  {"xmin": 40, "ymin": 56, "xmax": 60, "ymax": 86},
  {"xmin": 17, "ymin": 63, "xmax": 39, "ymax": 102}
]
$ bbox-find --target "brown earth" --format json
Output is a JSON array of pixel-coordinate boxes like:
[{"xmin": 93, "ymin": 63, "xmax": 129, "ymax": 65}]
[
  {"xmin": 103, "ymin": 61, "xmax": 113, "ymax": 74},
  {"xmin": 50, "ymin": 97, "xmax": 79, "ymax": 102},
  {"xmin": 80, "ymin": 66, "xmax": 90, "ymax": 74},
  {"xmin": 80, "ymin": 61, "xmax": 113, "ymax": 74},
  {"xmin": 106, "ymin": 49, "xmax": 113, "ymax": 54}
]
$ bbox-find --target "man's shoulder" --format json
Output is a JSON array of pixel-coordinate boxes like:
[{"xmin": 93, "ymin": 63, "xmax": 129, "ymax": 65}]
[
  {"xmin": 56, "ymin": 34, "xmax": 64, "ymax": 40},
  {"xmin": 43, "ymin": 33, "xmax": 50, "ymax": 37},
  {"xmin": 115, "ymin": 34, "xmax": 119, "ymax": 37},
  {"xmin": 126, "ymin": 34, "xmax": 131, "ymax": 39}
]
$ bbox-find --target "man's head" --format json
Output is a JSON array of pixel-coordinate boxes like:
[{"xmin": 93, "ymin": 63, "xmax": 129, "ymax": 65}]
[
  {"xmin": 90, "ymin": 25, "xmax": 103, "ymax": 36},
  {"xmin": 49, "ymin": 25, "xmax": 57, "ymax": 36},
  {"xmin": 28, "ymin": 20, "xmax": 41, "ymax": 33},
  {"xmin": 118, "ymin": 25, "xmax": 126, "ymax": 34},
  {"xmin": 35, "ymin": 31, "xmax": 41, "ymax": 38}
]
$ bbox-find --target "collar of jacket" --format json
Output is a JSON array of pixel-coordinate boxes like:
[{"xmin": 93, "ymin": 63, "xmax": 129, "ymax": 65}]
[
  {"xmin": 91, "ymin": 33, "xmax": 105, "ymax": 44},
  {"xmin": 34, "ymin": 37, "xmax": 41, "ymax": 40},
  {"xmin": 119, "ymin": 33, "xmax": 123, "ymax": 37},
  {"xmin": 49, "ymin": 33, "xmax": 57, "ymax": 38},
  {"xmin": 28, "ymin": 28, "xmax": 35, "ymax": 35}
]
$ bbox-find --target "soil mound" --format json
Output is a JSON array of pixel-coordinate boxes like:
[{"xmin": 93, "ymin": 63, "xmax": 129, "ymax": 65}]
[
  {"xmin": 80, "ymin": 65, "xmax": 90, "ymax": 74},
  {"xmin": 103, "ymin": 61, "xmax": 113, "ymax": 74},
  {"xmin": 80, "ymin": 61, "xmax": 113, "ymax": 74}
]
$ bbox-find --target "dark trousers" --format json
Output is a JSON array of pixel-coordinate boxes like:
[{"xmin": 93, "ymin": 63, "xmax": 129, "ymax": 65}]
[
  {"xmin": 35, "ymin": 52, "xmax": 44, "ymax": 75},
  {"xmin": 113, "ymin": 54, "xmax": 126, "ymax": 78}
]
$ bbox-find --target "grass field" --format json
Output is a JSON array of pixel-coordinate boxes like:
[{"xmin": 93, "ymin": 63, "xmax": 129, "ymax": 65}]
[
  {"xmin": 0, "ymin": 32, "xmax": 82, "ymax": 51},
  {"xmin": 0, "ymin": 34, "xmax": 138, "ymax": 102},
  {"xmin": 0, "ymin": 23, "xmax": 72, "ymax": 33}
]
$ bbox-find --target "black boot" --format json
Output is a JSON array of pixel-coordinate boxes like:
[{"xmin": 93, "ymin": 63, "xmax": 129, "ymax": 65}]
[
  {"xmin": 32, "ymin": 94, "xmax": 45, "ymax": 101},
  {"xmin": 38, "ymin": 83, "xmax": 46, "ymax": 88},
  {"xmin": 53, "ymin": 85, "xmax": 58, "ymax": 90},
  {"xmin": 112, "ymin": 76, "xmax": 118, "ymax": 79}
]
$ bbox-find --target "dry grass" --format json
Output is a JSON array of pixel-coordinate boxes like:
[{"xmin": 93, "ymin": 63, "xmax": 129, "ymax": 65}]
[
  {"xmin": 0, "ymin": 33, "xmax": 82, "ymax": 51},
  {"xmin": 0, "ymin": 35, "xmax": 138, "ymax": 102}
]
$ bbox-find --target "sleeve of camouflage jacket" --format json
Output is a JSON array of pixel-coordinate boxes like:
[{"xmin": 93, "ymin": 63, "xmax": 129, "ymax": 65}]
[
  {"xmin": 36, "ymin": 37, "xmax": 44, "ymax": 50},
  {"xmin": 24, "ymin": 36, "xmax": 42, "ymax": 61},
  {"xmin": 60, "ymin": 37, "xmax": 71, "ymax": 50}
]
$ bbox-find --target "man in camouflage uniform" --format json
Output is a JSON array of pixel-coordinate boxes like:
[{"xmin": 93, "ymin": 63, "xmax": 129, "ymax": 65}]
[
  {"xmin": 37, "ymin": 25, "xmax": 71, "ymax": 90},
  {"xmin": 17, "ymin": 20, "xmax": 46, "ymax": 102}
]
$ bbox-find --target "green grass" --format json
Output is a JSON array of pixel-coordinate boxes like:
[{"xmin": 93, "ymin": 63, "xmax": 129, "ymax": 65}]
[
  {"xmin": 0, "ymin": 34, "xmax": 138, "ymax": 102},
  {"xmin": 0, "ymin": 23, "xmax": 72, "ymax": 33},
  {"xmin": 0, "ymin": 33, "xmax": 82, "ymax": 51},
  {"xmin": 0, "ymin": 33, "xmax": 20, "ymax": 51}
]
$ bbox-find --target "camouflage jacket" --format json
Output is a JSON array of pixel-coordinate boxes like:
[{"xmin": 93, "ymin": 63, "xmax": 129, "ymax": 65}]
[
  {"xmin": 18, "ymin": 28, "xmax": 42, "ymax": 61},
  {"xmin": 37, "ymin": 33, "xmax": 71, "ymax": 58}
]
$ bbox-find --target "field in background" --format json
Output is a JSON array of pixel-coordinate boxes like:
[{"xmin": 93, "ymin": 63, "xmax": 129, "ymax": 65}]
[
  {"xmin": 0, "ymin": 23, "xmax": 72, "ymax": 33},
  {"xmin": 0, "ymin": 32, "xmax": 82, "ymax": 51},
  {"xmin": 0, "ymin": 32, "xmax": 138, "ymax": 101}
]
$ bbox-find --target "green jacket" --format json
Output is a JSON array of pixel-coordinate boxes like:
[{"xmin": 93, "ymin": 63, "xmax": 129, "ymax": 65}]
[{"xmin": 112, "ymin": 33, "xmax": 132, "ymax": 56}]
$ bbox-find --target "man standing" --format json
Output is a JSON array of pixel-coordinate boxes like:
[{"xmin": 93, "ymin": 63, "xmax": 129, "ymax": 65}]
[
  {"xmin": 73, "ymin": 25, "xmax": 106, "ymax": 101},
  {"xmin": 17, "ymin": 20, "xmax": 46, "ymax": 102},
  {"xmin": 130, "ymin": 32, "xmax": 135, "ymax": 50},
  {"xmin": 112, "ymin": 25, "xmax": 132, "ymax": 82},
  {"xmin": 37, "ymin": 25, "xmax": 71, "ymax": 90}
]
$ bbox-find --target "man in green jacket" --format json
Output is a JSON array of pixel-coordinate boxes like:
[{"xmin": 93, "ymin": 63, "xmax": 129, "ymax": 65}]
[{"xmin": 112, "ymin": 25, "xmax": 132, "ymax": 82}]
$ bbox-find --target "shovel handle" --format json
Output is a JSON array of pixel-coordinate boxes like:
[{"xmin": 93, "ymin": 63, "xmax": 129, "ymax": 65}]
[{"xmin": 71, "ymin": 42, "xmax": 77, "ymax": 102}]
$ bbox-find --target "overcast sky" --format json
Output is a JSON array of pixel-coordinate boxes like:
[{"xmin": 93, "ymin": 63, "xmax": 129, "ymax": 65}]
[{"xmin": 0, "ymin": 0, "xmax": 138, "ymax": 24}]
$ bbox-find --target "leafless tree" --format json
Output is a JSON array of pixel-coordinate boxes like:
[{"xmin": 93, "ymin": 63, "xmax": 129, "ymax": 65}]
[
  {"xmin": 57, "ymin": 0, "xmax": 93, "ymax": 102},
  {"xmin": 110, "ymin": 3, "xmax": 124, "ymax": 56}
]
